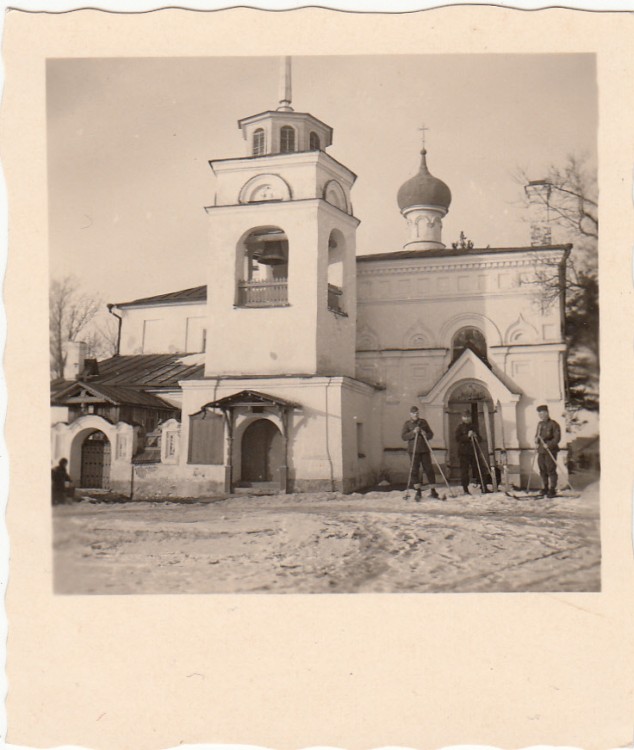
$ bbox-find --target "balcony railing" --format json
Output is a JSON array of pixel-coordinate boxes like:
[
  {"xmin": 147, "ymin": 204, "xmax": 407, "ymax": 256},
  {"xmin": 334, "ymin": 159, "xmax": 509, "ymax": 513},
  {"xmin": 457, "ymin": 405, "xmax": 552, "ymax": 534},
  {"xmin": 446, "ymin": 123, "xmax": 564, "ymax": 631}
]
[
  {"xmin": 328, "ymin": 283, "xmax": 346, "ymax": 315},
  {"xmin": 237, "ymin": 278, "xmax": 288, "ymax": 307}
]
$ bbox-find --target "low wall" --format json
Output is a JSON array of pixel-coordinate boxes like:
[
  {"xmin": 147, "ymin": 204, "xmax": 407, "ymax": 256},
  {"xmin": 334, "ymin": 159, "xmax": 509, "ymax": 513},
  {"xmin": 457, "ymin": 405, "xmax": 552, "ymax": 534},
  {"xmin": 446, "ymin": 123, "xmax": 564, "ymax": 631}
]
[
  {"xmin": 125, "ymin": 463, "xmax": 378, "ymax": 499},
  {"xmin": 130, "ymin": 463, "xmax": 226, "ymax": 500}
]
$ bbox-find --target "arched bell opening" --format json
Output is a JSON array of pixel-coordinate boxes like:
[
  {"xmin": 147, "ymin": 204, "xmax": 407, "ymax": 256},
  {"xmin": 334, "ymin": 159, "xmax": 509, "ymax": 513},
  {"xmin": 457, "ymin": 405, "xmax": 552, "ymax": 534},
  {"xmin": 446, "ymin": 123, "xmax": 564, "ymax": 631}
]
[
  {"xmin": 327, "ymin": 228, "xmax": 346, "ymax": 315},
  {"xmin": 446, "ymin": 380, "xmax": 495, "ymax": 482},
  {"xmin": 236, "ymin": 226, "xmax": 289, "ymax": 308}
]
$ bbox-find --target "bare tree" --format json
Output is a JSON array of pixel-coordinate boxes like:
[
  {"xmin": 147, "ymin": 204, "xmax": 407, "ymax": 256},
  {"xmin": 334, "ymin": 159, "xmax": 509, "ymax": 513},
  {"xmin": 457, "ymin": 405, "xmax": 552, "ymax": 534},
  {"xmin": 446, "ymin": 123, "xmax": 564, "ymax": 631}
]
[
  {"xmin": 515, "ymin": 154, "xmax": 599, "ymax": 419},
  {"xmin": 84, "ymin": 313, "xmax": 120, "ymax": 360},
  {"xmin": 49, "ymin": 275, "xmax": 102, "ymax": 379}
]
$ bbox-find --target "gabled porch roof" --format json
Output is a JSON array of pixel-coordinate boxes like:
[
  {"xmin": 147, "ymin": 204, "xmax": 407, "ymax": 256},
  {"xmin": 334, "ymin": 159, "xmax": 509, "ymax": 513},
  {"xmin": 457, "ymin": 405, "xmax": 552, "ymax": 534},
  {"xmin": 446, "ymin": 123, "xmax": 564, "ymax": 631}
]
[
  {"xmin": 419, "ymin": 348, "xmax": 521, "ymax": 406},
  {"xmin": 52, "ymin": 380, "xmax": 175, "ymax": 410}
]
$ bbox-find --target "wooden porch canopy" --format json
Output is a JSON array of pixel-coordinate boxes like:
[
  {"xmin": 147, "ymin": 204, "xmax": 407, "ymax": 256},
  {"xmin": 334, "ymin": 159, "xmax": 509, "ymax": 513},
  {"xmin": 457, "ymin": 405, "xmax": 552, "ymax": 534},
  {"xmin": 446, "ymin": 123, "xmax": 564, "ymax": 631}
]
[
  {"xmin": 202, "ymin": 389, "xmax": 300, "ymax": 411},
  {"xmin": 201, "ymin": 390, "xmax": 300, "ymax": 493}
]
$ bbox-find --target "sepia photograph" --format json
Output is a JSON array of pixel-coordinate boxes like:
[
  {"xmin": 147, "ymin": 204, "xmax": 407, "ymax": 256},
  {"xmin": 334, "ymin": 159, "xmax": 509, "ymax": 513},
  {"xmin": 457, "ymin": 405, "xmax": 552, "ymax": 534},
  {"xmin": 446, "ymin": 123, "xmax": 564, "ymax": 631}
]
[
  {"xmin": 48, "ymin": 53, "xmax": 600, "ymax": 595},
  {"xmin": 6, "ymin": 6, "xmax": 634, "ymax": 750}
]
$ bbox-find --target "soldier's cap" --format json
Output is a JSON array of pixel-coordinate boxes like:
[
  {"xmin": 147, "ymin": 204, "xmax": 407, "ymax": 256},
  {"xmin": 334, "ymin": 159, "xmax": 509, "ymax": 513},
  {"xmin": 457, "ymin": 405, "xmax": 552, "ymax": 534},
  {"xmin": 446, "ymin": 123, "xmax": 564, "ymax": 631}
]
[
  {"xmin": 462, "ymin": 410, "xmax": 471, "ymax": 418},
  {"xmin": 536, "ymin": 404, "xmax": 549, "ymax": 412},
  {"xmin": 409, "ymin": 405, "xmax": 419, "ymax": 413}
]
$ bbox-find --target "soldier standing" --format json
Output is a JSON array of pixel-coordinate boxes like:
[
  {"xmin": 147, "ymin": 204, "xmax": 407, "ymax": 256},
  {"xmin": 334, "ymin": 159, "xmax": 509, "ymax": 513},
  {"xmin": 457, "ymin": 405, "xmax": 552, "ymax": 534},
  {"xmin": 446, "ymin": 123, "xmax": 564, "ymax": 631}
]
[
  {"xmin": 401, "ymin": 405, "xmax": 439, "ymax": 501},
  {"xmin": 535, "ymin": 404, "xmax": 561, "ymax": 498},
  {"xmin": 455, "ymin": 410, "xmax": 487, "ymax": 494}
]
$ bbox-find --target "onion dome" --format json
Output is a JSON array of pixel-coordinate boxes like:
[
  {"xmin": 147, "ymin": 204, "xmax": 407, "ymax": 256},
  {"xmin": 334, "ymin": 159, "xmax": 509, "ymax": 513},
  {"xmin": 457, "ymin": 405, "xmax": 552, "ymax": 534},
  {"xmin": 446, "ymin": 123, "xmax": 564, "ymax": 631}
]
[{"xmin": 397, "ymin": 149, "xmax": 452, "ymax": 212}]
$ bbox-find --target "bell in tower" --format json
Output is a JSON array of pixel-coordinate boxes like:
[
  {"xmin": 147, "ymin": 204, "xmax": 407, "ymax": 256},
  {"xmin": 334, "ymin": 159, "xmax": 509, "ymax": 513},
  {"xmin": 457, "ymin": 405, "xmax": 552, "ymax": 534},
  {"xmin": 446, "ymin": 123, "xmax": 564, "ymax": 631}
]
[{"xmin": 247, "ymin": 228, "xmax": 288, "ymax": 266}]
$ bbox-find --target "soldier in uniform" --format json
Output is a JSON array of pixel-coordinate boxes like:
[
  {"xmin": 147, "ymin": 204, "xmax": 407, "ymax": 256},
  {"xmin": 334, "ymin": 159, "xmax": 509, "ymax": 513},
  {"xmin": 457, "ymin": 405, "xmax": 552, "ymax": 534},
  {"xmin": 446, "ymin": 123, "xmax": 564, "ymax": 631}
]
[
  {"xmin": 454, "ymin": 410, "xmax": 488, "ymax": 494},
  {"xmin": 401, "ymin": 405, "xmax": 439, "ymax": 501},
  {"xmin": 535, "ymin": 404, "xmax": 561, "ymax": 498}
]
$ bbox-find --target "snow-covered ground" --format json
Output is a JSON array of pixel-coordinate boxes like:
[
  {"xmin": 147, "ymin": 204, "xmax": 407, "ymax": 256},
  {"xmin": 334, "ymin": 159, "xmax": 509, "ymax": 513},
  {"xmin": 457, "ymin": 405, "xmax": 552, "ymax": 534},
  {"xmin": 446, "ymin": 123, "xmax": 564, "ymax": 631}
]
[{"xmin": 52, "ymin": 480, "xmax": 600, "ymax": 595}]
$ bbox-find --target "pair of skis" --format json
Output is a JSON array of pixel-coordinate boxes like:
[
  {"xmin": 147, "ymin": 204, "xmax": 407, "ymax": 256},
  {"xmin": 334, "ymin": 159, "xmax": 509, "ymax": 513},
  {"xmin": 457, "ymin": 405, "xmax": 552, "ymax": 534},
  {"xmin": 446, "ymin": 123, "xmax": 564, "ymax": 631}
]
[
  {"xmin": 403, "ymin": 425, "xmax": 456, "ymax": 501},
  {"xmin": 505, "ymin": 436, "xmax": 576, "ymax": 500}
]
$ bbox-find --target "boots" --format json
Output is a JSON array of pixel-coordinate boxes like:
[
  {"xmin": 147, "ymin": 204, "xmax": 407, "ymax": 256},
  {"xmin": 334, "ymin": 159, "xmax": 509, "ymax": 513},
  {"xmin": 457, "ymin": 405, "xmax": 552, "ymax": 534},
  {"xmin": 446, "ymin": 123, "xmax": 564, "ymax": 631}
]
[{"xmin": 429, "ymin": 487, "xmax": 440, "ymax": 500}]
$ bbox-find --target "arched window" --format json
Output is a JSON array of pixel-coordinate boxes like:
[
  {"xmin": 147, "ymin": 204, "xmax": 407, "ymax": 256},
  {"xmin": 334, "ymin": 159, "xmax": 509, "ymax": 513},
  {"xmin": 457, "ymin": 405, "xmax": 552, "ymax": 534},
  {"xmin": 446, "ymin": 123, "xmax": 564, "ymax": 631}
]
[
  {"xmin": 280, "ymin": 126, "xmax": 295, "ymax": 154},
  {"xmin": 451, "ymin": 326, "xmax": 487, "ymax": 363},
  {"xmin": 253, "ymin": 128, "xmax": 265, "ymax": 156},
  {"xmin": 309, "ymin": 131, "xmax": 320, "ymax": 151}
]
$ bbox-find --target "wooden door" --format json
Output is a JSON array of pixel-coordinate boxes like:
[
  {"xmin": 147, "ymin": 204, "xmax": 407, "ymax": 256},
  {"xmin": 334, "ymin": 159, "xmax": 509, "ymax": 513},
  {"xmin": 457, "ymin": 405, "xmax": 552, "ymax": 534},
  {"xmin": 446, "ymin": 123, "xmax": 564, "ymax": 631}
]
[{"xmin": 80, "ymin": 431, "xmax": 111, "ymax": 488}]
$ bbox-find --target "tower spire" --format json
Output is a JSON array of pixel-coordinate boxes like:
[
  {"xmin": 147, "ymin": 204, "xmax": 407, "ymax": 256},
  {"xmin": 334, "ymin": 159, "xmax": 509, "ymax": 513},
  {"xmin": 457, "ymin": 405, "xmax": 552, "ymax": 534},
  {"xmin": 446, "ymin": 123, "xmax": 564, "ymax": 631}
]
[{"xmin": 276, "ymin": 56, "xmax": 293, "ymax": 112}]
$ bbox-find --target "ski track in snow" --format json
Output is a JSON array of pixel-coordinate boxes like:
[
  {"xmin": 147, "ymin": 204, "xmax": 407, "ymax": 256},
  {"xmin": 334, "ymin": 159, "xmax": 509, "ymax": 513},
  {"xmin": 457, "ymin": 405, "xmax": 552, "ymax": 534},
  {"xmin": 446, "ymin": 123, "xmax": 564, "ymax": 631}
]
[{"xmin": 52, "ymin": 484, "xmax": 600, "ymax": 595}]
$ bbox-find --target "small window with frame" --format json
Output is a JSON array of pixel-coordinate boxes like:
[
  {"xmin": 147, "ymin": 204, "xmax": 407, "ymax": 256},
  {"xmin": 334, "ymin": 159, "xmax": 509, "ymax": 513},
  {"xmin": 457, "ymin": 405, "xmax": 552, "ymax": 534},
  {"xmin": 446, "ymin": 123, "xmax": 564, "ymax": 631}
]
[{"xmin": 280, "ymin": 126, "xmax": 295, "ymax": 153}]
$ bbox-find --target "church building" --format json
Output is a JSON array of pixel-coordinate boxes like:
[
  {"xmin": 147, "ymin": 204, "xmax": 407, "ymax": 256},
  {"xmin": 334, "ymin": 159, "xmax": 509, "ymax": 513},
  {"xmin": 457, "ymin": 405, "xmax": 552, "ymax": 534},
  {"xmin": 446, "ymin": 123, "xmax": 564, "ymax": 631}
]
[{"xmin": 51, "ymin": 59, "xmax": 570, "ymax": 499}]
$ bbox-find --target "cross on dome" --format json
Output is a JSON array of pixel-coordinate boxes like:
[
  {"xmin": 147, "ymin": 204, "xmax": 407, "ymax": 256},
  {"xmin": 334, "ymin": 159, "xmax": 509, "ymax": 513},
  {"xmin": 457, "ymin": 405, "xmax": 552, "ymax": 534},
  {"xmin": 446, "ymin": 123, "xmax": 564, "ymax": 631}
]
[{"xmin": 418, "ymin": 123, "xmax": 429, "ymax": 151}]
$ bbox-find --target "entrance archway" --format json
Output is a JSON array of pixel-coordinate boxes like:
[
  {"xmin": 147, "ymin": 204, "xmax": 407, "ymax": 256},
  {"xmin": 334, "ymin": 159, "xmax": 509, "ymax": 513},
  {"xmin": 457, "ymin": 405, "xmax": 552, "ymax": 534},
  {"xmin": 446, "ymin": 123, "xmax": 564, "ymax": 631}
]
[
  {"xmin": 241, "ymin": 419, "xmax": 284, "ymax": 484},
  {"xmin": 447, "ymin": 381, "xmax": 495, "ymax": 480},
  {"xmin": 80, "ymin": 430, "xmax": 111, "ymax": 489}
]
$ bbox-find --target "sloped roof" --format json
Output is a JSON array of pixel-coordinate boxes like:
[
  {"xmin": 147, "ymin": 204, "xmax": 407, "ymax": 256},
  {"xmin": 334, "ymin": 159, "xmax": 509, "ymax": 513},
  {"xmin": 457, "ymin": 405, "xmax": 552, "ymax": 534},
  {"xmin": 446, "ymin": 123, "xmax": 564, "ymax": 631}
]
[
  {"xmin": 93, "ymin": 354, "xmax": 205, "ymax": 388},
  {"xmin": 357, "ymin": 244, "xmax": 572, "ymax": 263},
  {"xmin": 51, "ymin": 354, "xmax": 204, "ymax": 409},
  {"xmin": 112, "ymin": 285, "xmax": 207, "ymax": 308},
  {"xmin": 419, "ymin": 348, "xmax": 521, "ymax": 406},
  {"xmin": 51, "ymin": 378, "xmax": 74, "ymax": 399}
]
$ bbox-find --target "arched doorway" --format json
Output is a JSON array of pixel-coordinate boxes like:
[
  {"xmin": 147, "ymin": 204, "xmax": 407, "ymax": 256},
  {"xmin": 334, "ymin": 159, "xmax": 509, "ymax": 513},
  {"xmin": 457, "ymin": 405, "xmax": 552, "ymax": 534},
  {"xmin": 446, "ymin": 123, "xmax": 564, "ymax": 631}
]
[
  {"xmin": 80, "ymin": 430, "xmax": 111, "ymax": 489},
  {"xmin": 447, "ymin": 382, "xmax": 495, "ymax": 480},
  {"xmin": 241, "ymin": 419, "xmax": 284, "ymax": 484}
]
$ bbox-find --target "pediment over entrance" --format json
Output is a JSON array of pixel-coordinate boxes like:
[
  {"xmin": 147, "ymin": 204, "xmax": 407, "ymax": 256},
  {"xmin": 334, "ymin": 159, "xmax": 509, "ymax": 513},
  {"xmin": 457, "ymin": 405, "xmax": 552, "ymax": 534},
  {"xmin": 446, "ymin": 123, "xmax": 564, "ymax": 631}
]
[
  {"xmin": 203, "ymin": 389, "xmax": 300, "ymax": 411},
  {"xmin": 52, "ymin": 380, "xmax": 173, "ymax": 409},
  {"xmin": 419, "ymin": 348, "xmax": 521, "ymax": 407}
]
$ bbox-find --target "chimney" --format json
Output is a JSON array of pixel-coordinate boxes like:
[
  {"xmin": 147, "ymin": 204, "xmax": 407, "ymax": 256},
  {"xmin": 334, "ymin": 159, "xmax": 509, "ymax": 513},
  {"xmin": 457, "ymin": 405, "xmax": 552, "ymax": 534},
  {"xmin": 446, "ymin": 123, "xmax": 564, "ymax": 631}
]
[
  {"xmin": 525, "ymin": 181, "xmax": 553, "ymax": 246},
  {"xmin": 63, "ymin": 341, "xmax": 88, "ymax": 380}
]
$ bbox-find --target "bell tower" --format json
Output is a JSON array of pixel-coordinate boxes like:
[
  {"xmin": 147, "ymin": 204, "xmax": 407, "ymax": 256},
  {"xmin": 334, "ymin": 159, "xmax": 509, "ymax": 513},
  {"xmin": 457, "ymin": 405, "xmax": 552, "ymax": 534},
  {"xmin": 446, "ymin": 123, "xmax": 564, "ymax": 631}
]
[{"xmin": 204, "ymin": 57, "xmax": 360, "ymax": 378}]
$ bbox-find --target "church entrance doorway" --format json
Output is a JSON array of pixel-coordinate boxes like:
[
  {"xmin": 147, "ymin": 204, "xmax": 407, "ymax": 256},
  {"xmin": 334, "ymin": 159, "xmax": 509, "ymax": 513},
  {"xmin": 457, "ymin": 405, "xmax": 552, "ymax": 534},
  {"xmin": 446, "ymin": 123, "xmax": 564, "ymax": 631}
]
[
  {"xmin": 447, "ymin": 382, "xmax": 495, "ymax": 481},
  {"xmin": 80, "ymin": 430, "xmax": 111, "ymax": 489},
  {"xmin": 241, "ymin": 419, "xmax": 284, "ymax": 485}
]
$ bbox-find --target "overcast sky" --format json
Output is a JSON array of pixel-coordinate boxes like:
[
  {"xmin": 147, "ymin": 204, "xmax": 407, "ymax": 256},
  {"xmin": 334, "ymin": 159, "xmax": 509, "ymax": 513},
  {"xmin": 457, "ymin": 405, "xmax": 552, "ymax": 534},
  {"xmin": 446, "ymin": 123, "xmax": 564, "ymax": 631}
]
[{"xmin": 47, "ymin": 54, "xmax": 597, "ymax": 304}]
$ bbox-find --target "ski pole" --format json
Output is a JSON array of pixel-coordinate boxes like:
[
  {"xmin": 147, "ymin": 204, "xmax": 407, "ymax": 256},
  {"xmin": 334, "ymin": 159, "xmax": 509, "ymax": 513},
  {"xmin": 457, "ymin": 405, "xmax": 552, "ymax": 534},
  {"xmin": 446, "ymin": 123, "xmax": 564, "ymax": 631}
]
[
  {"xmin": 470, "ymin": 434, "xmax": 487, "ymax": 493},
  {"xmin": 404, "ymin": 429, "xmax": 420, "ymax": 499},
  {"xmin": 420, "ymin": 432, "xmax": 455, "ymax": 497},
  {"xmin": 538, "ymin": 436, "xmax": 572, "ymax": 490},
  {"xmin": 525, "ymin": 449, "xmax": 539, "ymax": 492},
  {"xmin": 474, "ymin": 436, "xmax": 496, "ymax": 490}
]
